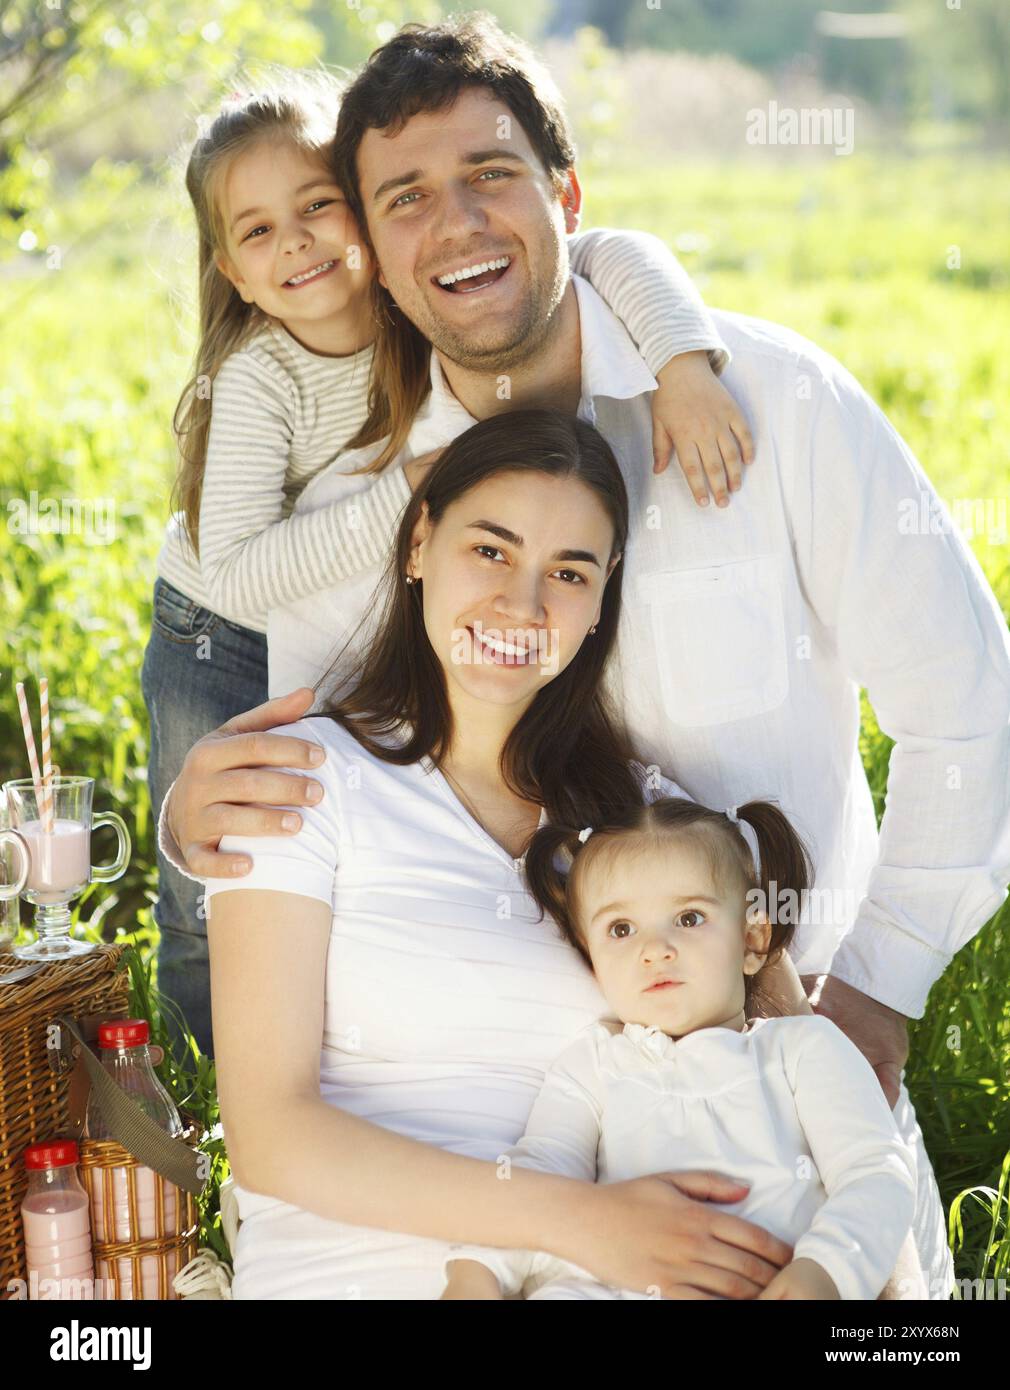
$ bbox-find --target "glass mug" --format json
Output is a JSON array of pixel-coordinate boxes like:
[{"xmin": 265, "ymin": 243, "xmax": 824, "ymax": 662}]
[
  {"xmin": 0, "ymin": 793, "xmax": 29, "ymax": 951},
  {"xmin": 4, "ymin": 777, "xmax": 130, "ymax": 961}
]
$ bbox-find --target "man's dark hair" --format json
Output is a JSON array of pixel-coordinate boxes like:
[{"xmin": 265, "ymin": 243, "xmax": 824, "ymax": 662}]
[{"xmin": 331, "ymin": 11, "xmax": 577, "ymax": 250}]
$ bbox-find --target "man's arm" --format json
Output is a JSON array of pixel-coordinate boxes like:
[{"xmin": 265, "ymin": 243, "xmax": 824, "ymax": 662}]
[{"xmin": 790, "ymin": 348, "xmax": 1010, "ymax": 1019}]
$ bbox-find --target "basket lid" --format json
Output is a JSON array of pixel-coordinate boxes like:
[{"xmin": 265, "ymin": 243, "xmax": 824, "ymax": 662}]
[
  {"xmin": 97, "ymin": 1018, "xmax": 150, "ymax": 1048},
  {"xmin": 25, "ymin": 1139, "xmax": 80, "ymax": 1169}
]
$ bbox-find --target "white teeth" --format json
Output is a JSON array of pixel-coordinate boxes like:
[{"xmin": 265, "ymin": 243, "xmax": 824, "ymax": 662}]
[
  {"xmin": 286, "ymin": 260, "xmax": 334, "ymax": 286},
  {"xmin": 437, "ymin": 255, "xmax": 510, "ymax": 287},
  {"xmin": 473, "ymin": 627, "xmax": 529, "ymax": 659}
]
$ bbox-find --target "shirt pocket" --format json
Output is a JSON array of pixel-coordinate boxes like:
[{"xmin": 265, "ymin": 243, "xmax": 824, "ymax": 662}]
[
  {"xmin": 151, "ymin": 577, "xmax": 220, "ymax": 643},
  {"xmin": 635, "ymin": 555, "xmax": 789, "ymax": 727}
]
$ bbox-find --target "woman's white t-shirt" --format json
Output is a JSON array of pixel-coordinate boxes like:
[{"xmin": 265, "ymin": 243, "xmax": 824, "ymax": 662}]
[{"xmin": 202, "ymin": 716, "xmax": 685, "ymax": 1299}]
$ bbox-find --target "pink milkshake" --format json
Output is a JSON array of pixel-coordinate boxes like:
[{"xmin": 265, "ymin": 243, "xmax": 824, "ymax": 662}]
[
  {"xmin": 90, "ymin": 1165, "xmax": 181, "ymax": 1298},
  {"xmin": 18, "ymin": 818, "xmax": 91, "ymax": 903},
  {"xmin": 21, "ymin": 1139, "xmax": 96, "ymax": 1299},
  {"xmin": 5, "ymin": 776, "xmax": 131, "ymax": 960}
]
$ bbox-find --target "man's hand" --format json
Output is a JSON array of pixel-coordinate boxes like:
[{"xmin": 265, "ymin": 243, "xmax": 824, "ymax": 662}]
[
  {"xmin": 166, "ymin": 687, "xmax": 328, "ymax": 879},
  {"xmin": 800, "ymin": 973, "xmax": 910, "ymax": 1108},
  {"xmin": 749, "ymin": 947, "xmax": 814, "ymax": 1019}
]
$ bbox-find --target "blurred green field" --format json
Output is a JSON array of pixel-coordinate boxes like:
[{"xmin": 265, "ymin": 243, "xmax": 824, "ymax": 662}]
[{"xmin": 2, "ymin": 153, "xmax": 1008, "ymax": 1287}]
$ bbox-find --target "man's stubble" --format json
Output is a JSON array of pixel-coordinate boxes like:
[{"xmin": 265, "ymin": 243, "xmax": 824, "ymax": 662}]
[{"xmin": 401, "ymin": 240, "xmax": 571, "ymax": 376}]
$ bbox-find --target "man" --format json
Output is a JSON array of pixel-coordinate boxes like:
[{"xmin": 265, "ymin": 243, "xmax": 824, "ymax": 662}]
[{"xmin": 158, "ymin": 17, "xmax": 1010, "ymax": 1298}]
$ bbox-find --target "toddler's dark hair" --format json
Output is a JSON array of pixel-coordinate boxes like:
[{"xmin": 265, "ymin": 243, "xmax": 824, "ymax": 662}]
[{"xmin": 523, "ymin": 795, "xmax": 815, "ymax": 1012}]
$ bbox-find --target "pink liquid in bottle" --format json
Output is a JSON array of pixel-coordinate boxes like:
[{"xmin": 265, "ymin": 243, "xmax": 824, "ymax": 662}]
[
  {"xmin": 84, "ymin": 1018, "xmax": 187, "ymax": 1300},
  {"xmin": 90, "ymin": 1164, "xmax": 181, "ymax": 1298},
  {"xmin": 21, "ymin": 1139, "xmax": 95, "ymax": 1299},
  {"xmin": 19, "ymin": 819, "xmax": 91, "ymax": 902}
]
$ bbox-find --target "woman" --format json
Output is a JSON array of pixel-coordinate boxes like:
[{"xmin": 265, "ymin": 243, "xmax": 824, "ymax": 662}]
[{"xmin": 201, "ymin": 408, "xmax": 808, "ymax": 1299}]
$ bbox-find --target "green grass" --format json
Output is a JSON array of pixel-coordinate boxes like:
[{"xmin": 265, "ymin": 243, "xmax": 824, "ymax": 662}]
[{"xmin": 2, "ymin": 154, "xmax": 1007, "ymax": 1290}]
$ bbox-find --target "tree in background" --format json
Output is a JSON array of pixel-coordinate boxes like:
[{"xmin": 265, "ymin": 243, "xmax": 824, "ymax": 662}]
[{"xmin": 0, "ymin": 0, "xmax": 427, "ymax": 257}]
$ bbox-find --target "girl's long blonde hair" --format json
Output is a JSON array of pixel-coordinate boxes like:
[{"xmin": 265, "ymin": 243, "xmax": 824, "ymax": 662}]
[{"xmin": 170, "ymin": 65, "xmax": 431, "ymax": 561}]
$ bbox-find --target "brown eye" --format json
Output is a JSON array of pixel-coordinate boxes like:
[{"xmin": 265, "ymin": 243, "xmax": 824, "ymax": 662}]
[
  {"xmin": 678, "ymin": 911, "xmax": 704, "ymax": 929},
  {"xmin": 608, "ymin": 921, "xmax": 634, "ymax": 939}
]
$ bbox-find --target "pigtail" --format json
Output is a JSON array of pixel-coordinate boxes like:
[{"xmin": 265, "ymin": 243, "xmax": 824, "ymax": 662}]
[
  {"xmin": 733, "ymin": 799, "xmax": 815, "ymax": 965},
  {"xmin": 522, "ymin": 822, "xmax": 592, "ymax": 962}
]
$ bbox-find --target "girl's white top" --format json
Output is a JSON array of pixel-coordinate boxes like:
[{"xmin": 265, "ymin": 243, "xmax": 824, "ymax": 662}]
[
  {"xmin": 445, "ymin": 1012, "xmax": 916, "ymax": 1301},
  {"xmin": 154, "ymin": 229, "xmax": 728, "ymax": 632}
]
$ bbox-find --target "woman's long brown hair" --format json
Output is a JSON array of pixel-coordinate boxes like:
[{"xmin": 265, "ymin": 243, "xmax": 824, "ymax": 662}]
[{"xmin": 308, "ymin": 407, "xmax": 646, "ymax": 834}]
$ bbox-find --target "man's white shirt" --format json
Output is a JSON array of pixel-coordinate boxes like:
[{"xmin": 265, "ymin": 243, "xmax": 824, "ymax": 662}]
[{"xmin": 203, "ymin": 273, "xmax": 1010, "ymax": 1017}]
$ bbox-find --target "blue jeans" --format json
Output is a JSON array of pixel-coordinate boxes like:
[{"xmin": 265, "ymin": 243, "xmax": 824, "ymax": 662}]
[{"xmin": 140, "ymin": 576, "xmax": 268, "ymax": 1064}]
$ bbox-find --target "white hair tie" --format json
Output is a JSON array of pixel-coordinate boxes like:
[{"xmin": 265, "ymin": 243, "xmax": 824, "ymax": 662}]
[
  {"xmin": 577, "ymin": 826, "xmax": 594, "ymax": 844},
  {"xmin": 725, "ymin": 806, "xmax": 761, "ymax": 881}
]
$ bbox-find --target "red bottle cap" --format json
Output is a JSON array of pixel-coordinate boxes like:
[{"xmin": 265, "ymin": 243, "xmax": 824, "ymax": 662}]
[
  {"xmin": 24, "ymin": 1139, "xmax": 79, "ymax": 1170},
  {"xmin": 97, "ymin": 1019, "xmax": 150, "ymax": 1048}
]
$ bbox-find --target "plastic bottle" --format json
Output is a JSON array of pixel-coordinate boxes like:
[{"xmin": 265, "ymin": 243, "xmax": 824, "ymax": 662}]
[
  {"xmin": 84, "ymin": 1018, "xmax": 184, "ymax": 1299},
  {"xmin": 21, "ymin": 1138, "xmax": 95, "ymax": 1299}
]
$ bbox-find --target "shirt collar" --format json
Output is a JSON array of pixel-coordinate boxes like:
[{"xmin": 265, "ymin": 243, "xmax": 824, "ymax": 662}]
[
  {"xmin": 622, "ymin": 1018, "xmax": 760, "ymax": 1060},
  {"xmin": 419, "ymin": 272, "xmax": 658, "ymax": 435},
  {"xmin": 570, "ymin": 271, "xmax": 659, "ymax": 422}
]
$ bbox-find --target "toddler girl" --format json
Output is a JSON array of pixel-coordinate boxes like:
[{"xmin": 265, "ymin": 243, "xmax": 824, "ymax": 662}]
[
  {"xmin": 141, "ymin": 63, "xmax": 751, "ymax": 1061},
  {"xmin": 442, "ymin": 794, "xmax": 918, "ymax": 1300}
]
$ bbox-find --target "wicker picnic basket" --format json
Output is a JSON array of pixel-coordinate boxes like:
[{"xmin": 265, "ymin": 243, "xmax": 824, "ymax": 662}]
[{"xmin": 0, "ymin": 943, "xmax": 130, "ymax": 1298}]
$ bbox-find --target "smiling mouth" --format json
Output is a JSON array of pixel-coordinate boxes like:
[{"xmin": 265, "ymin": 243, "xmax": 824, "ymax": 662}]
[
  {"xmin": 465, "ymin": 625, "xmax": 536, "ymax": 666},
  {"xmin": 433, "ymin": 256, "xmax": 512, "ymax": 295},
  {"xmin": 283, "ymin": 259, "xmax": 338, "ymax": 288}
]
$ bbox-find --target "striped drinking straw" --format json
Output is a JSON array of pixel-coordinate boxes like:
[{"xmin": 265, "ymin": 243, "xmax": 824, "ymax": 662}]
[
  {"xmin": 15, "ymin": 681, "xmax": 53, "ymax": 834},
  {"xmin": 39, "ymin": 676, "xmax": 54, "ymax": 833}
]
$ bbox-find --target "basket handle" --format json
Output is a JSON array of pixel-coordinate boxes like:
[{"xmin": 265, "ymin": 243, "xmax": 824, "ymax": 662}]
[{"xmin": 55, "ymin": 1015, "xmax": 205, "ymax": 1197}]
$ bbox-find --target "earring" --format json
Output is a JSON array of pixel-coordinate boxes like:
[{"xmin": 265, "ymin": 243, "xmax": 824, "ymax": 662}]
[
  {"xmin": 405, "ymin": 574, "xmax": 415, "ymax": 585},
  {"xmin": 588, "ymin": 624, "xmax": 597, "ymax": 635}
]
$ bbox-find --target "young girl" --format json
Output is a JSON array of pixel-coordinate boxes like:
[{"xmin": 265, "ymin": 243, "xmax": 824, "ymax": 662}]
[
  {"xmin": 141, "ymin": 63, "xmax": 752, "ymax": 1062},
  {"xmin": 441, "ymin": 795, "xmax": 919, "ymax": 1301}
]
